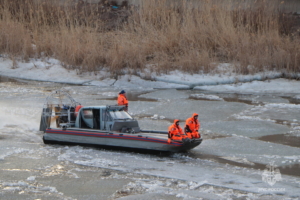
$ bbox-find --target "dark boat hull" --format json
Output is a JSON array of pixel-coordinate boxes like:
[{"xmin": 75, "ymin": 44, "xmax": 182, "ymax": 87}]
[{"xmin": 43, "ymin": 128, "xmax": 202, "ymax": 153}]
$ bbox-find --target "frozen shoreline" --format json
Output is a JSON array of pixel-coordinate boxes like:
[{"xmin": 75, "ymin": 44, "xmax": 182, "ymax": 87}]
[{"xmin": 1, "ymin": 57, "xmax": 300, "ymax": 94}]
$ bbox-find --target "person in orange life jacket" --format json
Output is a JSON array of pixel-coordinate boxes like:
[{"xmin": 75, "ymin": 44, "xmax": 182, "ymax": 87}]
[
  {"xmin": 185, "ymin": 113, "xmax": 201, "ymax": 139},
  {"xmin": 118, "ymin": 90, "xmax": 128, "ymax": 111},
  {"xmin": 168, "ymin": 119, "xmax": 188, "ymax": 143}
]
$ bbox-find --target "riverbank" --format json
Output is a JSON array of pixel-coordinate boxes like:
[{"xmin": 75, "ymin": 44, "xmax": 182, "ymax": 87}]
[{"xmin": 1, "ymin": 0, "xmax": 300, "ymax": 76}]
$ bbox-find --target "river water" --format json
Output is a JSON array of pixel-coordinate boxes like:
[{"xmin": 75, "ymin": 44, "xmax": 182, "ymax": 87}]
[{"xmin": 0, "ymin": 77, "xmax": 299, "ymax": 200}]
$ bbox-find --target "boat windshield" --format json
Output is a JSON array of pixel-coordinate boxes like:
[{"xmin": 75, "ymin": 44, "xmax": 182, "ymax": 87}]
[{"xmin": 109, "ymin": 110, "xmax": 132, "ymax": 120}]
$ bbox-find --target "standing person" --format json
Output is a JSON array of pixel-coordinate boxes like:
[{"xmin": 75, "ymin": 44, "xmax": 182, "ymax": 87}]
[
  {"xmin": 117, "ymin": 90, "xmax": 128, "ymax": 111},
  {"xmin": 168, "ymin": 119, "xmax": 188, "ymax": 143},
  {"xmin": 185, "ymin": 113, "xmax": 201, "ymax": 139}
]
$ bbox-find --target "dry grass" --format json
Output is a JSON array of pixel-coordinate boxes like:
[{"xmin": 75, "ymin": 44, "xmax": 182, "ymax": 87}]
[{"xmin": 0, "ymin": 0, "xmax": 299, "ymax": 76}]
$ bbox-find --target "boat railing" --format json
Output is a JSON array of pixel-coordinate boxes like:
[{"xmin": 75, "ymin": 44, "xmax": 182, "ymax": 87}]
[{"xmin": 140, "ymin": 130, "xmax": 168, "ymax": 134}]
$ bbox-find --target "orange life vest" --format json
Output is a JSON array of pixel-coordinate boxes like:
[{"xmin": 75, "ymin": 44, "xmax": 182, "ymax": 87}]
[
  {"xmin": 168, "ymin": 119, "xmax": 187, "ymax": 141},
  {"xmin": 185, "ymin": 113, "xmax": 200, "ymax": 138},
  {"xmin": 185, "ymin": 113, "xmax": 200, "ymax": 132},
  {"xmin": 75, "ymin": 105, "xmax": 83, "ymax": 117},
  {"xmin": 118, "ymin": 94, "xmax": 128, "ymax": 106}
]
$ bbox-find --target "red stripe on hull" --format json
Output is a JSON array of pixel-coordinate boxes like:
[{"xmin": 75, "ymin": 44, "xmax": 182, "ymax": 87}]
[{"xmin": 46, "ymin": 129, "xmax": 183, "ymax": 147}]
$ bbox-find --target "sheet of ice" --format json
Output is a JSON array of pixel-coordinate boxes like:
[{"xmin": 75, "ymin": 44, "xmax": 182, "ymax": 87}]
[
  {"xmin": 139, "ymin": 89, "xmax": 190, "ymax": 100},
  {"xmin": 204, "ymin": 120, "xmax": 290, "ymax": 138},
  {"xmin": 253, "ymin": 95, "xmax": 290, "ymax": 104},
  {"xmin": 56, "ymin": 145, "xmax": 300, "ymax": 197},
  {"xmin": 0, "ymin": 140, "xmax": 46, "ymax": 160},
  {"xmin": 91, "ymin": 74, "xmax": 189, "ymax": 89},
  {"xmin": 190, "ymin": 93, "xmax": 224, "ymax": 101},
  {"xmin": 290, "ymin": 126, "xmax": 300, "ymax": 137},
  {"xmin": 137, "ymin": 118, "xmax": 170, "ymax": 131},
  {"xmin": 240, "ymin": 103, "xmax": 300, "ymax": 123},
  {"xmin": 196, "ymin": 78, "xmax": 300, "ymax": 94},
  {"xmin": 0, "ymin": 179, "xmax": 60, "ymax": 197},
  {"xmin": 114, "ymin": 185, "xmax": 227, "ymax": 200},
  {"xmin": 0, "ymin": 102, "xmax": 41, "ymax": 132},
  {"xmin": 198, "ymin": 136, "xmax": 300, "ymax": 166},
  {"xmin": 153, "ymin": 69, "xmax": 283, "ymax": 87},
  {"xmin": 128, "ymin": 101, "xmax": 161, "ymax": 117},
  {"xmin": 138, "ymin": 98, "xmax": 252, "ymax": 124},
  {"xmin": 0, "ymin": 142, "xmax": 26, "ymax": 160}
]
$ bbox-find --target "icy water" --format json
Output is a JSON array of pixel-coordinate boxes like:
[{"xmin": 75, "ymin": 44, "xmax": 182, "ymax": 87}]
[{"xmin": 0, "ymin": 77, "xmax": 300, "ymax": 200}]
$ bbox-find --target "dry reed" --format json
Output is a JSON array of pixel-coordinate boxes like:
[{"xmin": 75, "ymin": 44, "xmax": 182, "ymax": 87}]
[{"xmin": 0, "ymin": 0, "xmax": 299, "ymax": 76}]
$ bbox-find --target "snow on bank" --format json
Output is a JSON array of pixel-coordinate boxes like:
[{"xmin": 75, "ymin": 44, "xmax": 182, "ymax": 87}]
[
  {"xmin": 0, "ymin": 56, "xmax": 300, "ymax": 93},
  {"xmin": 197, "ymin": 78, "xmax": 300, "ymax": 94},
  {"xmin": 0, "ymin": 57, "xmax": 95, "ymax": 85}
]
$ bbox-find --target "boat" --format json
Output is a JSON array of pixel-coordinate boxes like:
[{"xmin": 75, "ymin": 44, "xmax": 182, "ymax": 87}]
[{"xmin": 39, "ymin": 89, "xmax": 202, "ymax": 153}]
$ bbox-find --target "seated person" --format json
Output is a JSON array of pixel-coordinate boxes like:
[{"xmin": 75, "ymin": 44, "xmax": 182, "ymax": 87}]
[
  {"xmin": 185, "ymin": 113, "xmax": 201, "ymax": 139},
  {"xmin": 168, "ymin": 119, "xmax": 188, "ymax": 143}
]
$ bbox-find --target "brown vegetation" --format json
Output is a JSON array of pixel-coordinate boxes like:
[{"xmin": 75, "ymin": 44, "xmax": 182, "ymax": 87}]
[{"xmin": 0, "ymin": 0, "xmax": 299, "ymax": 76}]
